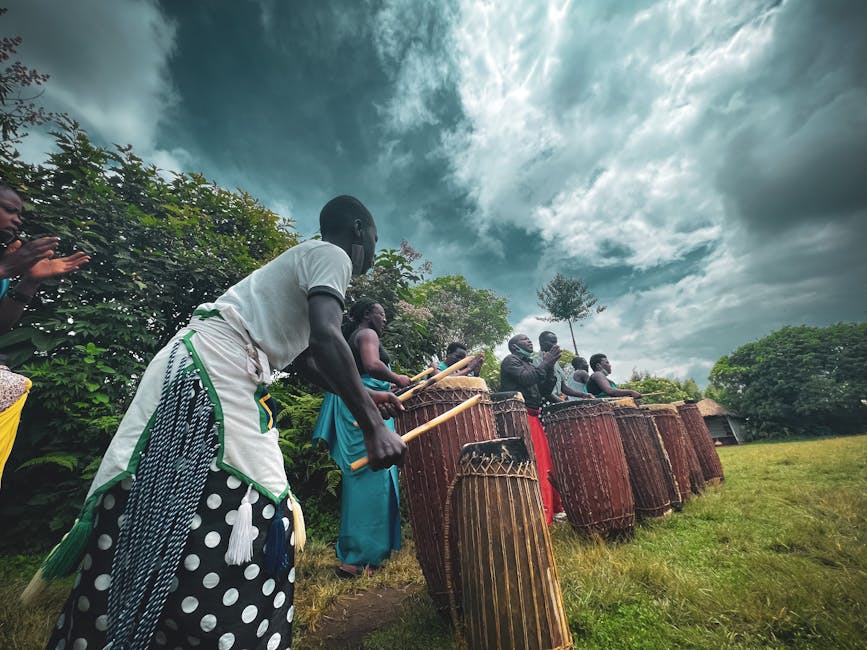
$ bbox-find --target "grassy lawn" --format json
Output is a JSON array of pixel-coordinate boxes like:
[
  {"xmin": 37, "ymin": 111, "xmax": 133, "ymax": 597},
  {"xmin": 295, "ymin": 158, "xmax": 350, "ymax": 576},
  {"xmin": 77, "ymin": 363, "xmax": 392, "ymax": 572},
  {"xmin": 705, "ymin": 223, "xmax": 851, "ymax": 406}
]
[{"xmin": 2, "ymin": 435, "xmax": 865, "ymax": 648}]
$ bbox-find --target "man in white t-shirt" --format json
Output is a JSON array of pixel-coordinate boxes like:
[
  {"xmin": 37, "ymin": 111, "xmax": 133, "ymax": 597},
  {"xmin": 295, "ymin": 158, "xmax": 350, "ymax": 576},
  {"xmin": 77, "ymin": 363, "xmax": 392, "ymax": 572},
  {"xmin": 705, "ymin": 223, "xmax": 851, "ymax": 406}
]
[{"xmin": 40, "ymin": 195, "xmax": 407, "ymax": 649}]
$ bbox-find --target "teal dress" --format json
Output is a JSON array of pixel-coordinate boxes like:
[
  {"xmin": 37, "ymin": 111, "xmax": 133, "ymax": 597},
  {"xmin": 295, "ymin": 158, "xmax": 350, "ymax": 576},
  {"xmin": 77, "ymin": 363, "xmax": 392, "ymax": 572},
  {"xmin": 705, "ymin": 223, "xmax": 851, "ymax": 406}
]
[
  {"xmin": 588, "ymin": 376, "xmax": 618, "ymax": 398},
  {"xmin": 312, "ymin": 375, "xmax": 401, "ymax": 567}
]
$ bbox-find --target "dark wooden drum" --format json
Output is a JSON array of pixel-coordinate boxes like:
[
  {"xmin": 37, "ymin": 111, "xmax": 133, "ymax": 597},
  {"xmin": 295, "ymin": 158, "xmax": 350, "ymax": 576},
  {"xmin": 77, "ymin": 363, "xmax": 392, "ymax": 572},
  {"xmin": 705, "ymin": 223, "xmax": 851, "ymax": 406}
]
[
  {"xmin": 490, "ymin": 391, "xmax": 534, "ymax": 462},
  {"xmin": 543, "ymin": 400, "xmax": 635, "ymax": 536},
  {"xmin": 642, "ymin": 404, "xmax": 705, "ymax": 494},
  {"xmin": 640, "ymin": 404, "xmax": 688, "ymax": 509},
  {"xmin": 612, "ymin": 405, "xmax": 674, "ymax": 519},
  {"xmin": 677, "ymin": 403, "xmax": 725, "ymax": 485},
  {"xmin": 396, "ymin": 376, "xmax": 497, "ymax": 612},
  {"xmin": 445, "ymin": 438, "xmax": 572, "ymax": 650}
]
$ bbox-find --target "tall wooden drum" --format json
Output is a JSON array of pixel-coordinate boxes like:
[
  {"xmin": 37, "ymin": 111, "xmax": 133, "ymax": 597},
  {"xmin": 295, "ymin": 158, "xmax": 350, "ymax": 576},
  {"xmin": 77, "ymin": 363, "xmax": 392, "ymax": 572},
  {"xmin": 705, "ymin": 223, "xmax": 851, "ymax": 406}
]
[
  {"xmin": 543, "ymin": 400, "xmax": 635, "ymax": 536},
  {"xmin": 396, "ymin": 376, "xmax": 497, "ymax": 612},
  {"xmin": 612, "ymin": 405, "xmax": 673, "ymax": 519},
  {"xmin": 446, "ymin": 438, "xmax": 572, "ymax": 650},
  {"xmin": 639, "ymin": 404, "xmax": 686, "ymax": 510},
  {"xmin": 677, "ymin": 403, "xmax": 725, "ymax": 485},
  {"xmin": 490, "ymin": 391, "xmax": 534, "ymax": 462}
]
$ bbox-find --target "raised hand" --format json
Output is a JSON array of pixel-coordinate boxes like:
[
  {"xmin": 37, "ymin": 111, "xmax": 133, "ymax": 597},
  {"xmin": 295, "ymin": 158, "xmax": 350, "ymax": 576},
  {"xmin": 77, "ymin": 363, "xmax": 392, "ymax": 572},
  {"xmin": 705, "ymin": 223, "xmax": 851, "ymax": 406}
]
[
  {"xmin": 0, "ymin": 237, "xmax": 59, "ymax": 278},
  {"xmin": 26, "ymin": 250, "xmax": 90, "ymax": 280},
  {"xmin": 543, "ymin": 344, "xmax": 562, "ymax": 365}
]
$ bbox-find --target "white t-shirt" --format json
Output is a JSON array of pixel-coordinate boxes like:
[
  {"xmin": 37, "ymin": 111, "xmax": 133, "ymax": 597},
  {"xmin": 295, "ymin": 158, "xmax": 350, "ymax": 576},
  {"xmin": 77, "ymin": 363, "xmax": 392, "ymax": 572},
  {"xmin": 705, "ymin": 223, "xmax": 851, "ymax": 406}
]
[{"xmin": 214, "ymin": 239, "xmax": 352, "ymax": 371}]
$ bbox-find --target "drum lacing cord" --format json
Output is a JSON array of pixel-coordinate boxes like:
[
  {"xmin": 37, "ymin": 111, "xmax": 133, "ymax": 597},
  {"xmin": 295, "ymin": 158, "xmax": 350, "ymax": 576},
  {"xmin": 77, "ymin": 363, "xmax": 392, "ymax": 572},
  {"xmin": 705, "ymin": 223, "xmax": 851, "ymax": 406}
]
[
  {"xmin": 106, "ymin": 341, "xmax": 218, "ymax": 650},
  {"xmin": 443, "ymin": 474, "xmax": 467, "ymax": 650}
]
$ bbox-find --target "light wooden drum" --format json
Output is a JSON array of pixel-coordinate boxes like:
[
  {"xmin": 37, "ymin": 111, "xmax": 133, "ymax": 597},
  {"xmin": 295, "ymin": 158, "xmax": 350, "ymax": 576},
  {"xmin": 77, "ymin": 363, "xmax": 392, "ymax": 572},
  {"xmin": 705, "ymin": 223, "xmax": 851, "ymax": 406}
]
[{"xmin": 446, "ymin": 438, "xmax": 572, "ymax": 650}]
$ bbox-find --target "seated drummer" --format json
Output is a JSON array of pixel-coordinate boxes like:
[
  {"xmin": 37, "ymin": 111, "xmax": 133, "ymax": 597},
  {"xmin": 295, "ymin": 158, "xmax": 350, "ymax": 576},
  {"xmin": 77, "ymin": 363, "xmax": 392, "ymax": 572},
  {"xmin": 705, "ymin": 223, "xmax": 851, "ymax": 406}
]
[
  {"xmin": 500, "ymin": 334, "xmax": 561, "ymax": 524},
  {"xmin": 432, "ymin": 341, "xmax": 484, "ymax": 377},
  {"xmin": 532, "ymin": 332, "xmax": 594, "ymax": 402},
  {"xmin": 587, "ymin": 353, "xmax": 642, "ymax": 399}
]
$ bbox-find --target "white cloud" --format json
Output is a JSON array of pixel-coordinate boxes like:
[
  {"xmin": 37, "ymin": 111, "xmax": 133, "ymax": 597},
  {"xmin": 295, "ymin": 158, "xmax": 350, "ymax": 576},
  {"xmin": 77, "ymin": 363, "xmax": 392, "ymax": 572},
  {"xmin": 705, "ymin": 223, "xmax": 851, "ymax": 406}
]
[
  {"xmin": 5, "ymin": 0, "xmax": 180, "ymax": 169},
  {"xmin": 440, "ymin": 0, "xmax": 784, "ymax": 269}
]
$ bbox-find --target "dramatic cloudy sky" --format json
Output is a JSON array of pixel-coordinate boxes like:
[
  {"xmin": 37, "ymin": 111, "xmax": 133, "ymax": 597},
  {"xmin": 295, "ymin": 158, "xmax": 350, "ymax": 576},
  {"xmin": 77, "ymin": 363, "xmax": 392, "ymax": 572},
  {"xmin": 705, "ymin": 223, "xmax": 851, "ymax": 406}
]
[{"xmin": 5, "ymin": 0, "xmax": 866, "ymax": 383}]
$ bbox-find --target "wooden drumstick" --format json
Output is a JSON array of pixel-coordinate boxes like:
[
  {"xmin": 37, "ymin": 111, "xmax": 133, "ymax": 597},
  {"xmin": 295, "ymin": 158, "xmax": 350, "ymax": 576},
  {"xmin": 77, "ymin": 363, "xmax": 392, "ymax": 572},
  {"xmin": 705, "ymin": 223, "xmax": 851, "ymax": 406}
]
[
  {"xmin": 396, "ymin": 354, "xmax": 479, "ymax": 400},
  {"xmin": 410, "ymin": 367, "xmax": 435, "ymax": 382},
  {"xmin": 352, "ymin": 354, "xmax": 481, "ymax": 427},
  {"xmin": 350, "ymin": 394, "xmax": 483, "ymax": 471},
  {"xmin": 600, "ymin": 391, "xmax": 666, "ymax": 400}
]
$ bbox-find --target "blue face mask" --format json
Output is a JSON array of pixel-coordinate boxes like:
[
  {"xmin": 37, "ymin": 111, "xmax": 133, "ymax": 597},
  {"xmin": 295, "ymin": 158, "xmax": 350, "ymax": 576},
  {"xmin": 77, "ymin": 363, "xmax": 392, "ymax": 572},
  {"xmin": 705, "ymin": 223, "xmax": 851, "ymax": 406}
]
[{"xmin": 514, "ymin": 346, "xmax": 534, "ymax": 360}]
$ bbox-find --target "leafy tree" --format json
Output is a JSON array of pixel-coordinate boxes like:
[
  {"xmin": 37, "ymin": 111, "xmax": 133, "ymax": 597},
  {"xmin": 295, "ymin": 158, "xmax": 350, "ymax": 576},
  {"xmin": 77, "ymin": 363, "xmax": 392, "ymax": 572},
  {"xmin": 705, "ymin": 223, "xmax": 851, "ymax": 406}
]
[
  {"xmin": 708, "ymin": 323, "xmax": 867, "ymax": 437},
  {"xmin": 536, "ymin": 273, "xmax": 605, "ymax": 354},
  {"xmin": 0, "ymin": 10, "xmax": 59, "ymax": 144},
  {"xmin": 0, "ymin": 122, "xmax": 297, "ymax": 550},
  {"xmin": 346, "ymin": 241, "xmax": 436, "ymax": 372},
  {"xmin": 622, "ymin": 371, "xmax": 703, "ymax": 404},
  {"xmin": 407, "ymin": 274, "xmax": 511, "ymax": 353}
]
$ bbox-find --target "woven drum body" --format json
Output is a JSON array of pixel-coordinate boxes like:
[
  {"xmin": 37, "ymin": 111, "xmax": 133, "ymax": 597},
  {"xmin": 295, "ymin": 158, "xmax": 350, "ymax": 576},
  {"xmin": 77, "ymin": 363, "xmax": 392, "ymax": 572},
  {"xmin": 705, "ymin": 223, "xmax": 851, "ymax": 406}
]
[
  {"xmin": 490, "ymin": 391, "xmax": 535, "ymax": 463},
  {"xmin": 543, "ymin": 401, "xmax": 635, "ymax": 536},
  {"xmin": 677, "ymin": 403, "xmax": 725, "ymax": 485},
  {"xmin": 448, "ymin": 438, "xmax": 572, "ymax": 650},
  {"xmin": 641, "ymin": 405, "xmax": 690, "ymax": 504},
  {"xmin": 682, "ymin": 421, "xmax": 707, "ymax": 495},
  {"xmin": 396, "ymin": 376, "xmax": 497, "ymax": 611},
  {"xmin": 613, "ymin": 406, "xmax": 673, "ymax": 519}
]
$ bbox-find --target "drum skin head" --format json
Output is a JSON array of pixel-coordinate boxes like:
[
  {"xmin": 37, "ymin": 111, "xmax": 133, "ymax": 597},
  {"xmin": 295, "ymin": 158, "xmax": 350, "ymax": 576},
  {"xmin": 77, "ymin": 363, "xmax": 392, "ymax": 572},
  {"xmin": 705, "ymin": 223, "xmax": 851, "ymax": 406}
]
[
  {"xmin": 640, "ymin": 403, "xmax": 678, "ymax": 412},
  {"xmin": 543, "ymin": 399, "xmax": 611, "ymax": 416},
  {"xmin": 459, "ymin": 436, "xmax": 531, "ymax": 464},
  {"xmin": 438, "ymin": 375, "xmax": 489, "ymax": 390},
  {"xmin": 490, "ymin": 391, "xmax": 524, "ymax": 403}
]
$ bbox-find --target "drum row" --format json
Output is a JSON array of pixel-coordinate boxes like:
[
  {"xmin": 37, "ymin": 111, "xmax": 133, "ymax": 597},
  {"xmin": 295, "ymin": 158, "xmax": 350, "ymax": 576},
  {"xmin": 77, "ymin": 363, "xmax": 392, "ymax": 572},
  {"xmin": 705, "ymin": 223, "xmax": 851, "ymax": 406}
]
[{"xmin": 394, "ymin": 376, "xmax": 724, "ymax": 649}]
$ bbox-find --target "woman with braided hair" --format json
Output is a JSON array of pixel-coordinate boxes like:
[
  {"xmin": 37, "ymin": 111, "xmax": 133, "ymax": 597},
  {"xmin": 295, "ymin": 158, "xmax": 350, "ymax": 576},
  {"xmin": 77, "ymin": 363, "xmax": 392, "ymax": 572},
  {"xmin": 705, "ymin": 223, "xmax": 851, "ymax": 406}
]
[{"xmin": 313, "ymin": 298, "xmax": 409, "ymax": 578}]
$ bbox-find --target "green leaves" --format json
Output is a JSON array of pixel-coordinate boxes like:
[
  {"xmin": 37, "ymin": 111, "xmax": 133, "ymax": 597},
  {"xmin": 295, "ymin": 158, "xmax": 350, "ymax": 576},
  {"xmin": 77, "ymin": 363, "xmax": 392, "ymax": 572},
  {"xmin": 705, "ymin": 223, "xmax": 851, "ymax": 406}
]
[
  {"xmin": 707, "ymin": 323, "xmax": 867, "ymax": 437},
  {"xmin": 0, "ymin": 121, "xmax": 299, "ymax": 551},
  {"xmin": 537, "ymin": 273, "xmax": 606, "ymax": 353}
]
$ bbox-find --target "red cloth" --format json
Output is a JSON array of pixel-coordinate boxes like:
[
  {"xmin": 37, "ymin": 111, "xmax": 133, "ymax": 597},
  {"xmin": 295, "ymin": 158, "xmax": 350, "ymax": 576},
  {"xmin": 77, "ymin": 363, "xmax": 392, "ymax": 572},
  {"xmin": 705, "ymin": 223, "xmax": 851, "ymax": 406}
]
[{"xmin": 527, "ymin": 412, "xmax": 560, "ymax": 525}]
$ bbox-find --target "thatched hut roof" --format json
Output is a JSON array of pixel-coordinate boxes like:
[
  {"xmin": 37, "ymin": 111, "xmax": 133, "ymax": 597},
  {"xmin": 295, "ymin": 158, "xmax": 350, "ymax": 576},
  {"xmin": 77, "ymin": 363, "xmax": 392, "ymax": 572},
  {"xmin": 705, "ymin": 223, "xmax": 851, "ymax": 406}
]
[{"xmin": 670, "ymin": 398, "xmax": 736, "ymax": 417}]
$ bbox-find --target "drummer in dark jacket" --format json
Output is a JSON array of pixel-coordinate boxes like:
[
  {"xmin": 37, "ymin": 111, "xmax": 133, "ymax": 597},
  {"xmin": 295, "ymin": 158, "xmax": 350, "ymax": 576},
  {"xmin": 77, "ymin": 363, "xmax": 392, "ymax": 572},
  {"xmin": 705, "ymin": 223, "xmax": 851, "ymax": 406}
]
[{"xmin": 499, "ymin": 334, "xmax": 562, "ymax": 525}]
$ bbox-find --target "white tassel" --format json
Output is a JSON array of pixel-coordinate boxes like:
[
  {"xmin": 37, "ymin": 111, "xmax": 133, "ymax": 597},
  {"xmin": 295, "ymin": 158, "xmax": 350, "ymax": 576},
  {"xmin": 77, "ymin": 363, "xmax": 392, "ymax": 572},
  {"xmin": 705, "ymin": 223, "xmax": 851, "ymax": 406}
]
[
  {"xmin": 288, "ymin": 492, "xmax": 306, "ymax": 553},
  {"xmin": 226, "ymin": 485, "xmax": 255, "ymax": 565},
  {"xmin": 20, "ymin": 566, "xmax": 47, "ymax": 605}
]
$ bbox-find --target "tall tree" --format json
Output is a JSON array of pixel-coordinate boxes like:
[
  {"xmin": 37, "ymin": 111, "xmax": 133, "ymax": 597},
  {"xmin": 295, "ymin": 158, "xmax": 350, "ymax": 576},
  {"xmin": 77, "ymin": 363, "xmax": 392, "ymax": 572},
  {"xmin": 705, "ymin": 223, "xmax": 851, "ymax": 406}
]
[{"xmin": 536, "ymin": 273, "xmax": 606, "ymax": 353}]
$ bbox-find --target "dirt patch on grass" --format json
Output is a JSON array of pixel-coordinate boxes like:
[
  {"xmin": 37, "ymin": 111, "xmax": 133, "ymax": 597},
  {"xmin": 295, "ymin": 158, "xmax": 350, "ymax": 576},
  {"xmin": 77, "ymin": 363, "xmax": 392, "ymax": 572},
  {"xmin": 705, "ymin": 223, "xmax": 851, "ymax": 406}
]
[{"xmin": 303, "ymin": 582, "xmax": 423, "ymax": 649}]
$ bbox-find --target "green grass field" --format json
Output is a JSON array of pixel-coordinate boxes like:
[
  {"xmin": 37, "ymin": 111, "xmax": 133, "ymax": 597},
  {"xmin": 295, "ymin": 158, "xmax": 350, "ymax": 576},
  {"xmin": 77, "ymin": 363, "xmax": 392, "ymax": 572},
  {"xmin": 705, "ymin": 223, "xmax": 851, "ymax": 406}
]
[{"xmin": 2, "ymin": 435, "xmax": 865, "ymax": 649}]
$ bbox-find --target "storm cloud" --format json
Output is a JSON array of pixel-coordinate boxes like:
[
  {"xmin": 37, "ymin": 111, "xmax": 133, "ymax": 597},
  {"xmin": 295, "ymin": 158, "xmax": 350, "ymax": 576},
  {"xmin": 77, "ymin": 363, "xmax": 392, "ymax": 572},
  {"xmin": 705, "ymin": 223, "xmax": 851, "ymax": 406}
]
[{"xmin": 3, "ymin": 0, "xmax": 864, "ymax": 383}]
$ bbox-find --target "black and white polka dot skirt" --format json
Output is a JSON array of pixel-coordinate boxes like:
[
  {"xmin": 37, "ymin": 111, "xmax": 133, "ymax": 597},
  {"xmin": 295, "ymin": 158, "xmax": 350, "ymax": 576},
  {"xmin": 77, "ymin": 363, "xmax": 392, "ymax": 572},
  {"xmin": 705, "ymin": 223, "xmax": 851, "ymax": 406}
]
[{"xmin": 45, "ymin": 464, "xmax": 296, "ymax": 650}]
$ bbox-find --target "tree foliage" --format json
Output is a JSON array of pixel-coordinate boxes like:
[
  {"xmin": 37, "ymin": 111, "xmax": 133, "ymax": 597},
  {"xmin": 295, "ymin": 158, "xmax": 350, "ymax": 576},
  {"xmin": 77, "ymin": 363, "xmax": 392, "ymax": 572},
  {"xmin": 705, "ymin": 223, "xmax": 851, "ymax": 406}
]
[
  {"xmin": 707, "ymin": 323, "xmax": 867, "ymax": 437},
  {"xmin": 537, "ymin": 273, "xmax": 605, "ymax": 353},
  {"xmin": 0, "ymin": 121, "xmax": 516, "ymax": 550},
  {"xmin": 407, "ymin": 274, "xmax": 511, "ymax": 352},
  {"xmin": 622, "ymin": 371, "xmax": 703, "ymax": 404},
  {"xmin": 0, "ymin": 122, "xmax": 297, "ymax": 550},
  {"xmin": 1, "ymin": 11, "xmax": 59, "ymax": 144}
]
